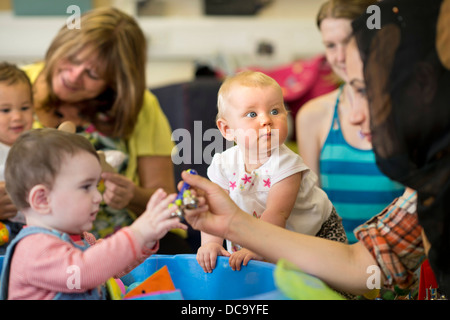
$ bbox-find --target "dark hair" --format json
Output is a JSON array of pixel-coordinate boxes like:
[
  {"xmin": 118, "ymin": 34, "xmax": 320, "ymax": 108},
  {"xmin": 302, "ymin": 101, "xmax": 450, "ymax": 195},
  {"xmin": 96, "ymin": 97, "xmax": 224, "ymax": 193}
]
[
  {"xmin": 0, "ymin": 62, "xmax": 33, "ymax": 102},
  {"xmin": 5, "ymin": 128, "xmax": 99, "ymax": 209}
]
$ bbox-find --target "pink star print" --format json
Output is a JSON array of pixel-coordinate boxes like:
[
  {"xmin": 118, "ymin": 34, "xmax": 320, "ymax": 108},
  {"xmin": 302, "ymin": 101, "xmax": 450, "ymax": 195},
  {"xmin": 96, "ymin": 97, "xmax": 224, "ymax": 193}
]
[
  {"xmin": 229, "ymin": 181, "xmax": 237, "ymax": 190},
  {"xmin": 241, "ymin": 174, "xmax": 252, "ymax": 184},
  {"xmin": 252, "ymin": 211, "xmax": 262, "ymax": 218},
  {"xmin": 263, "ymin": 178, "xmax": 271, "ymax": 188}
]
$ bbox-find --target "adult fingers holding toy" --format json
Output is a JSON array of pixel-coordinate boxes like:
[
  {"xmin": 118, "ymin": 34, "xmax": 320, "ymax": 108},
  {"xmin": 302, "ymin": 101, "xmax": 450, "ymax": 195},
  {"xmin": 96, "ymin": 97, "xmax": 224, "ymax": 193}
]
[{"xmin": 180, "ymin": 170, "xmax": 242, "ymax": 240}]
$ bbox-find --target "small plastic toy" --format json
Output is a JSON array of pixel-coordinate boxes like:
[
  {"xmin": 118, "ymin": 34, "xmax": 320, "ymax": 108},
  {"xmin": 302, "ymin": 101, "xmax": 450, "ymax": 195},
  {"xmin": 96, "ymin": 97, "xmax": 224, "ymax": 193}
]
[
  {"xmin": 106, "ymin": 278, "xmax": 126, "ymax": 300},
  {"xmin": 274, "ymin": 258, "xmax": 345, "ymax": 300},
  {"xmin": 169, "ymin": 169, "xmax": 198, "ymax": 219},
  {"xmin": 57, "ymin": 121, "xmax": 76, "ymax": 133},
  {"xmin": 124, "ymin": 265, "xmax": 176, "ymax": 299},
  {"xmin": 0, "ymin": 222, "xmax": 10, "ymax": 246}
]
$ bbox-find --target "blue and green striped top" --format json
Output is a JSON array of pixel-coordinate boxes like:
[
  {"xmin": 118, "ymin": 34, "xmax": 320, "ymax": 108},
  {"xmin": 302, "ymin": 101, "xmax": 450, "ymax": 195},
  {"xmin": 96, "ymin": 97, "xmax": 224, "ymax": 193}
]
[{"xmin": 319, "ymin": 87, "xmax": 404, "ymax": 243}]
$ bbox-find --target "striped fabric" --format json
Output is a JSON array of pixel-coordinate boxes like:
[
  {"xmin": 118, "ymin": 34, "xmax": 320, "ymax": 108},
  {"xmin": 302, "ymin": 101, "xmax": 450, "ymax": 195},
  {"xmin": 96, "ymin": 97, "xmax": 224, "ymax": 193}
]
[{"xmin": 319, "ymin": 87, "xmax": 404, "ymax": 243}]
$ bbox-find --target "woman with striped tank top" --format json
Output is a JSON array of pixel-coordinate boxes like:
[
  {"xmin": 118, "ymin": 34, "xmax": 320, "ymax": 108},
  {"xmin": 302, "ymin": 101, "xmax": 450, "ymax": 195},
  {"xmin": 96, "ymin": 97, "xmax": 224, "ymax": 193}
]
[{"xmin": 296, "ymin": 0, "xmax": 404, "ymax": 243}]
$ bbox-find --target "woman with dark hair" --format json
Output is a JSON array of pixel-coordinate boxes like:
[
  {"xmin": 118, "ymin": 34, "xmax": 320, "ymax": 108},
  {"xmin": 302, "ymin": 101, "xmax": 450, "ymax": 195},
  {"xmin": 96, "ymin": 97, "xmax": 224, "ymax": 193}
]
[{"xmin": 182, "ymin": 0, "xmax": 450, "ymax": 298}]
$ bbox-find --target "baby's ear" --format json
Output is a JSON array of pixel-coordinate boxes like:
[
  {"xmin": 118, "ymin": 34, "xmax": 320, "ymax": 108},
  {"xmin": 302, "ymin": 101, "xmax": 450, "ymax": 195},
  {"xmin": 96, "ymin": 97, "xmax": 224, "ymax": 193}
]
[
  {"xmin": 28, "ymin": 184, "xmax": 51, "ymax": 215},
  {"xmin": 216, "ymin": 118, "xmax": 234, "ymax": 142}
]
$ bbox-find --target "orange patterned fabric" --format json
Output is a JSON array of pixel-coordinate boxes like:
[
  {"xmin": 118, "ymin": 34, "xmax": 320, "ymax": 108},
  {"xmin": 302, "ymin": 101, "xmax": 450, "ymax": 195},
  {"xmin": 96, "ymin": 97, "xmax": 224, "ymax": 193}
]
[{"xmin": 355, "ymin": 194, "xmax": 425, "ymax": 289}]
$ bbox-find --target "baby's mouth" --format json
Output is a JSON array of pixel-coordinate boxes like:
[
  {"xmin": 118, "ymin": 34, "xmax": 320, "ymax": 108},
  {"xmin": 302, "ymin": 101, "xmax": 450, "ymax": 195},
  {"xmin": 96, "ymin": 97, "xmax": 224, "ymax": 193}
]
[{"xmin": 260, "ymin": 128, "xmax": 272, "ymax": 138}]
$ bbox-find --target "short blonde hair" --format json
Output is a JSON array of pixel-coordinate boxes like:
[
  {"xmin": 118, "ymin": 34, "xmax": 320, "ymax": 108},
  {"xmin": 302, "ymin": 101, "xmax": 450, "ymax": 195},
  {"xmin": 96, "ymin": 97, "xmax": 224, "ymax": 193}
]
[
  {"xmin": 42, "ymin": 7, "xmax": 147, "ymax": 138},
  {"xmin": 217, "ymin": 70, "xmax": 283, "ymax": 119}
]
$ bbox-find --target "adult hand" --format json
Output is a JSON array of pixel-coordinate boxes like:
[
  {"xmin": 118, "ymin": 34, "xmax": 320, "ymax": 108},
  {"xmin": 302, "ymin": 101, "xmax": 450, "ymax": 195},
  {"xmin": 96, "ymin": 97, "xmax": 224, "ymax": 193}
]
[
  {"xmin": 101, "ymin": 172, "xmax": 135, "ymax": 210},
  {"xmin": 180, "ymin": 170, "xmax": 242, "ymax": 239},
  {"xmin": 0, "ymin": 181, "xmax": 17, "ymax": 220}
]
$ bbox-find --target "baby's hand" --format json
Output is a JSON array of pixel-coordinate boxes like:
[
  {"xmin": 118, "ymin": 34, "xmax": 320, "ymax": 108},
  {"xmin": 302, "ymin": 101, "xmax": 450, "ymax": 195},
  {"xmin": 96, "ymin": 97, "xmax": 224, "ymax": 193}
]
[
  {"xmin": 196, "ymin": 242, "xmax": 230, "ymax": 273},
  {"xmin": 229, "ymin": 248, "xmax": 263, "ymax": 271},
  {"xmin": 129, "ymin": 189, "xmax": 187, "ymax": 249}
]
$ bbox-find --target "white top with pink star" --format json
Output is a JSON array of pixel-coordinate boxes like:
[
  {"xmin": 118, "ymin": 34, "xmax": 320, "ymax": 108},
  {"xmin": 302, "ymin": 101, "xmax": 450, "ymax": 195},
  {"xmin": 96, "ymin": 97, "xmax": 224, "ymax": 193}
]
[{"xmin": 207, "ymin": 144, "xmax": 333, "ymax": 253}]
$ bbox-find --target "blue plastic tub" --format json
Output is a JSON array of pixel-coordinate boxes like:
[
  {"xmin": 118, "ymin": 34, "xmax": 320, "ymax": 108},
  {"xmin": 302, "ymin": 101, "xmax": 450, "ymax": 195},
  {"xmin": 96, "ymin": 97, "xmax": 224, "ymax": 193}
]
[
  {"xmin": 121, "ymin": 254, "xmax": 286, "ymax": 300},
  {"xmin": 1, "ymin": 254, "xmax": 286, "ymax": 300}
]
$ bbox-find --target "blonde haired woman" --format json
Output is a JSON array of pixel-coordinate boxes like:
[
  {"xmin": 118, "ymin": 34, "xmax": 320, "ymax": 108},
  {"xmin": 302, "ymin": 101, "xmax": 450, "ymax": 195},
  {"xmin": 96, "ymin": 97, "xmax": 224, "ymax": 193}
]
[{"xmin": 21, "ymin": 8, "xmax": 182, "ymax": 245}]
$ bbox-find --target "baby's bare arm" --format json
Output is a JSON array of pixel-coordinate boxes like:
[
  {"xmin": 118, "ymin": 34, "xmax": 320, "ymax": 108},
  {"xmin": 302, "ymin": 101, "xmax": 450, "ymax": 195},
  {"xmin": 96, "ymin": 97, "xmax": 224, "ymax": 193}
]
[{"xmin": 261, "ymin": 172, "xmax": 302, "ymax": 227}]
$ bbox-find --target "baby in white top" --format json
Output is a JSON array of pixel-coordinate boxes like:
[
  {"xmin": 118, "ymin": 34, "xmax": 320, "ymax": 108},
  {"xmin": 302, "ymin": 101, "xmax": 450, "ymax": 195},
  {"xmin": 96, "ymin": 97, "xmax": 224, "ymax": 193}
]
[{"xmin": 197, "ymin": 71, "xmax": 347, "ymax": 273}]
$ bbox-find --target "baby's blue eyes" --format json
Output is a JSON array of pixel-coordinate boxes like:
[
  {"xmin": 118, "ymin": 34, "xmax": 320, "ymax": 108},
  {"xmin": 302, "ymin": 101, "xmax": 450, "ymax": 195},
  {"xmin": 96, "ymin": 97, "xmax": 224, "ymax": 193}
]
[{"xmin": 245, "ymin": 109, "xmax": 279, "ymax": 118}]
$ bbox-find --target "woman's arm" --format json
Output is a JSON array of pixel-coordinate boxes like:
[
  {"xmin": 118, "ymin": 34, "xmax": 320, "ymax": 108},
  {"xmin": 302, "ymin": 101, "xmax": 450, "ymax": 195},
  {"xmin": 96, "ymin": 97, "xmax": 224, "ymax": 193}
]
[
  {"xmin": 182, "ymin": 171, "xmax": 380, "ymax": 295},
  {"xmin": 228, "ymin": 172, "xmax": 302, "ymax": 270},
  {"xmin": 127, "ymin": 155, "xmax": 175, "ymax": 215},
  {"xmin": 228, "ymin": 212, "xmax": 378, "ymax": 294}
]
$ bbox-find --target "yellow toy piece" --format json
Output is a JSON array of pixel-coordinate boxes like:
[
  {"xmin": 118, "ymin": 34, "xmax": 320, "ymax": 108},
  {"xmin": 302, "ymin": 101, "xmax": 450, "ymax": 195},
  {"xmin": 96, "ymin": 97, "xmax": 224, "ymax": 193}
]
[
  {"xmin": 363, "ymin": 288, "xmax": 381, "ymax": 300},
  {"xmin": 274, "ymin": 259, "xmax": 345, "ymax": 300},
  {"xmin": 106, "ymin": 278, "xmax": 125, "ymax": 300},
  {"xmin": 0, "ymin": 222, "xmax": 9, "ymax": 246}
]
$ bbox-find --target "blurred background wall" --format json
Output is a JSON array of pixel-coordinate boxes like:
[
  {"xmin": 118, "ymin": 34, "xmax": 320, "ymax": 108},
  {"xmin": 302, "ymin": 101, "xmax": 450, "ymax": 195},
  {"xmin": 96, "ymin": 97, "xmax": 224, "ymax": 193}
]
[{"xmin": 0, "ymin": 0, "xmax": 324, "ymax": 88}]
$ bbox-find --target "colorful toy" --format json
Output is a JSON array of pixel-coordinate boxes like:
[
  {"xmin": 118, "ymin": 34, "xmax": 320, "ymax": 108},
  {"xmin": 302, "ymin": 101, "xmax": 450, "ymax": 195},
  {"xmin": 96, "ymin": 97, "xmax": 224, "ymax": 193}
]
[
  {"xmin": 124, "ymin": 265, "xmax": 176, "ymax": 299},
  {"xmin": 126, "ymin": 289, "xmax": 183, "ymax": 300},
  {"xmin": 274, "ymin": 258, "xmax": 345, "ymax": 300},
  {"xmin": 0, "ymin": 222, "xmax": 10, "ymax": 246},
  {"xmin": 57, "ymin": 121, "xmax": 116, "ymax": 197},
  {"xmin": 57, "ymin": 120, "xmax": 76, "ymax": 133},
  {"xmin": 169, "ymin": 169, "xmax": 198, "ymax": 218},
  {"xmin": 106, "ymin": 278, "xmax": 126, "ymax": 300},
  {"xmin": 57, "ymin": 121, "xmax": 116, "ymax": 173}
]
